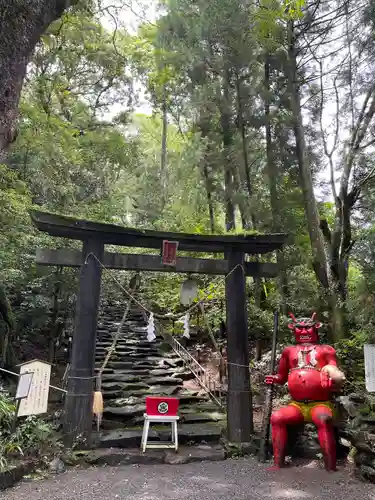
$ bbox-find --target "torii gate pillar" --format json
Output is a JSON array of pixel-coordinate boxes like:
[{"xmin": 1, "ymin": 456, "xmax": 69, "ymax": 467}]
[
  {"xmin": 225, "ymin": 249, "xmax": 253, "ymax": 442},
  {"xmin": 64, "ymin": 239, "xmax": 104, "ymax": 446}
]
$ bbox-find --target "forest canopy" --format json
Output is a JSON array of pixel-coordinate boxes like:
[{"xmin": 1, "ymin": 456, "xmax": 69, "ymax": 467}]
[{"xmin": 0, "ymin": 0, "xmax": 374, "ymax": 384}]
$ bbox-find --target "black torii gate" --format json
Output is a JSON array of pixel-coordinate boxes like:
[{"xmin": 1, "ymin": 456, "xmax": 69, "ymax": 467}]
[{"xmin": 30, "ymin": 210, "xmax": 287, "ymax": 446}]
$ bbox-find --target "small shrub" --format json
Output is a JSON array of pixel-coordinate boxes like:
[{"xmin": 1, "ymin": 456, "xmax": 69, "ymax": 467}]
[
  {"xmin": 0, "ymin": 392, "xmax": 54, "ymax": 470},
  {"xmin": 335, "ymin": 330, "xmax": 368, "ymax": 393}
]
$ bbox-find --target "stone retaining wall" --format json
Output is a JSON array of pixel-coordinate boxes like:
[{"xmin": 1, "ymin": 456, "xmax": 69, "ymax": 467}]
[
  {"xmin": 0, "ymin": 460, "xmax": 38, "ymax": 490},
  {"xmin": 342, "ymin": 393, "xmax": 375, "ymax": 482}
]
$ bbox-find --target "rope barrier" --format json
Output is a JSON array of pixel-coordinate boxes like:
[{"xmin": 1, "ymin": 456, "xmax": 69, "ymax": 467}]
[
  {"xmin": 84, "ymin": 252, "xmax": 245, "ymax": 322},
  {"xmin": 80, "ymin": 253, "xmax": 249, "ymax": 399},
  {"xmin": 96, "ymin": 290, "xmax": 135, "ymax": 391}
]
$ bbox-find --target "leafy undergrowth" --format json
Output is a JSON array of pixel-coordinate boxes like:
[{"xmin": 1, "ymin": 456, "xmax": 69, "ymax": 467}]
[{"xmin": 0, "ymin": 392, "xmax": 56, "ymax": 472}]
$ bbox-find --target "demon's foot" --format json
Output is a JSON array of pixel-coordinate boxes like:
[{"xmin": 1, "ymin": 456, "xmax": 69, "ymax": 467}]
[
  {"xmin": 324, "ymin": 465, "xmax": 337, "ymax": 472},
  {"xmin": 266, "ymin": 465, "xmax": 282, "ymax": 471},
  {"xmin": 266, "ymin": 462, "xmax": 288, "ymax": 471},
  {"xmin": 323, "ymin": 458, "xmax": 337, "ymax": 472}
]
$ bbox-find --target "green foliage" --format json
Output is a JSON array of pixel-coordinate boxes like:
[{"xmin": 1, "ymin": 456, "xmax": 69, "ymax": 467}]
[
  {"xmin": 0, "ymin": 0, "xmax": 372, "ymax": 393},
  {"xmin": 0, "ymin": 393, "xmax": 53, "ymax": 471},
  {"xmin": 335, "ymin": 332, "xmax": 368, "ymax": 393}
]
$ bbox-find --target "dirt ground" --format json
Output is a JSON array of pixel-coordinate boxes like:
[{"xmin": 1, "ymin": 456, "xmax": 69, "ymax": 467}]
[{"xmin": 4, "ymin": 457, "xmax": 374, "ymax": 500}]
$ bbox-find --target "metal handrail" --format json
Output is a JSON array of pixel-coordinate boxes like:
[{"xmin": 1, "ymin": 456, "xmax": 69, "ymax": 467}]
[{"xmin": 170, "ymin": 336, "xmax": 224, "ymax": 408}]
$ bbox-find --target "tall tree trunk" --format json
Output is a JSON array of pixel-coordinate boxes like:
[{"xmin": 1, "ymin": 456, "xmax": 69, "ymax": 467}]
[
  {"xmin": 286, "ymin": 21, "xmax": 345, "ymax": 340},
  {"xmin": 203, "ymin": 162, "xmax": 216, "ymax": 233},
  {"xmin": 264, "ymin": 58, "xmax": 289, "ymax": 315},
  {"xmin": 0, "ymin": 1, "xmax": 78, "ymax": 161},
  {"xmin": 49, "ymin": 267, "xmax": 63, "ymax": 363},
  {"xmin": 221, "ymin": 70, "xmax": 236, "ymax": 231},
  {"xmin": 0, "ymin": 283, "xmax": 15, "ymax": 367},
  {"xmin": 197, "ymin": 114, "xmax": 216, "ymax": 232},
  {"xmin": 232, "ymin": 163, "xmax": 249, "ymax": 230},
  {"xmin": 235, "ymin": 73, "xmax": 255, "ymax": 229},
  {"xmin": 160, "ymin": 88, "xmax": 168, "ymax": 206}
]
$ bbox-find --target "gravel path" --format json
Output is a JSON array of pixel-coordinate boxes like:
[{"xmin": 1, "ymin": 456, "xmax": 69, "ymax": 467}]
[{"xmin": 3, "ymin": 458, "xmax": 375, "ymax": 500}]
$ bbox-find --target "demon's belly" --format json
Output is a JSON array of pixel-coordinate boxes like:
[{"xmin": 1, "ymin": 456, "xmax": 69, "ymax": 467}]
[{"xmin": 287, "ymin": 368, "xmax": 331, "ymax": 401}]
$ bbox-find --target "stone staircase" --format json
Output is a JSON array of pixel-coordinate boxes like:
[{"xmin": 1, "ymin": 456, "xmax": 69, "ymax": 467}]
[{"xmin": 95, "ymin": 304, "xmax": 226, "ymax": 447}]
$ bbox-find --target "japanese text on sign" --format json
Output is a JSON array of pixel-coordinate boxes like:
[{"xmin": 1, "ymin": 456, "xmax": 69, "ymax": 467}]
[{"xmin": 18, "ymin": 360, "xmax": 51, "ymax": 417}]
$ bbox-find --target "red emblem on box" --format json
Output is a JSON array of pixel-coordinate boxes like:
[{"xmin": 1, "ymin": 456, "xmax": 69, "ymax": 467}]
[
  {"xmin": 162, "ymin": 240, "xmax": 178, "ymax": 266},
  {"xmin": 145, "ymin": 396, "xmax": 179, "ymax": 416}
]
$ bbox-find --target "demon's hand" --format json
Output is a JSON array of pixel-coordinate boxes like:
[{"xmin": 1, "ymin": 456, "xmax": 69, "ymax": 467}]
[
  {"xmin": 320, "ymin": 365, "xmax": 346, "ymax": 389},
  {"xmin": 265, "ymin": 375, "xmax": 278, "ymax": 385}
]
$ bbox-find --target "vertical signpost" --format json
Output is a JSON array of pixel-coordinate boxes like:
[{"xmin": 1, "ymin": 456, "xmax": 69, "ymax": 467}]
[
  {"xmin": 364, "ymin": 344, "xmax": 375, "ymax": 393},
  {"xmin": 162, "ymin": 240, "xmax": 178, "ymax": 266}
]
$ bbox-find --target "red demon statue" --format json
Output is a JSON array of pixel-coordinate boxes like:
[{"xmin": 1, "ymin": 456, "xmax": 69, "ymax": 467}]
[{"xmin": 265, "ymin": 313, "xmax": 345, "ymax": 471}]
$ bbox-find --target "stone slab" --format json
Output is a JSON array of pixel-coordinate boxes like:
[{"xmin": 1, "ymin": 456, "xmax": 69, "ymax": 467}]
[
  {"xmin": 67, "ymin": 445, "xmax": 226, "ymax": 468},
  {"xmin": 99, "ymin": 429, "xmax": 159, "ymax": 448},
  {"xmin": 99, "ymin": 423, "xmax": 224, "ymax": 448},
  {"xmin": 145, "ymin": 377, "xmax": 184, "ymax": 386},
  {"xmin": 104, "ymin": 404, "xmax": 145, "ymax": 418}
]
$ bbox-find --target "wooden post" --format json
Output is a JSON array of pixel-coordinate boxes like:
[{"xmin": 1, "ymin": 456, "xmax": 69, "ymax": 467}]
[
  {"xmin": 225, "ymin": 249, "xmax": 253, "ymax": 442},
  {"xmin": 64, "ymin": 239, "xmax": 104, "ymax": 447}
]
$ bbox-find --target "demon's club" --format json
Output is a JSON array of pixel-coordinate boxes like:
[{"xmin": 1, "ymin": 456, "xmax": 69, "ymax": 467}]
[{"xmin": 265, "ymin": 312, "xmax": 346, "ymax": 471}]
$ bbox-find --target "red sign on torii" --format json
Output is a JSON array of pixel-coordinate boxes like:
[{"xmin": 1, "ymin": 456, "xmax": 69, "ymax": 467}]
[{"xmin": 162, "ymin": 240, "xmax": 179, "ymax": 266}]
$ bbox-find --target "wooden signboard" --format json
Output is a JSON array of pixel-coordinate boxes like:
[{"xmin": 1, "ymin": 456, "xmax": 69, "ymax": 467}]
[
  {"xmin": 18, "ymin": 360, "xmax": 51, "ymax": 417},
  {"xmin": 162, "ymin": 240, "xmax": 178, "ymax": 266},
  {"xmin": 364, "ymin": 344, "xmax": 375, "ymax": 393}
]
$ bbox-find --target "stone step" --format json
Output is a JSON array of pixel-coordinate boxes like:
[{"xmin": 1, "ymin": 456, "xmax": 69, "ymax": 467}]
[
  {"xmin": 144, "ymin": 376, "xmax": 184, "ymax": 385},
  {"xmin": 102, "ymin": 384, "xmax": 181, "ymax": 400},
  {"xmin": 179, "ymin": 401, "xmax": 224, "ymax": 413},
  {"xmin": 101, "ymin": 381, "xmax": 146, "ymax": 390},
  {"xmin": 96, "ymin": 329, "xmax": 147, "ymax": 335},
  {"xmin": 180, "ymin": 412, "xmax": 226, "ymax": 423},
  {"xmin": 100, "ymin": 374, "xmax": 146, "ymax": 383},
  {"xmin": 95, "ymin": 343, "xmax": 158, "ymax": 351},
  {"xmin": 95, "ymin": 353, "xmax": 159, "ymax": 361},
  {"xmin": 95, "ymin": 337, "xmax": 146, "ymax": 343},
  {"xmin": 104, "ymin": 390, "xmax": 209, "ymax": 411},
  {"xmin": 99, "ymin": 326, "xmax": 145, "ymax": 331},
  {"xmin": 95, "ymin": 305, "xmax": 217, "ymax": 433},
  {"xmin": 103, "ymin": 404, "xmax": 145, "ymax": 420},
  {"xmin": 96, "ymin": 339, "xmax": 155, "ymax": 345},
  {"xmin": 94, "ymin": 367, "xmax": 115, "ymax": 374},
  {"xmin": 94, "ymin": 361, "xmax": 134, "ymax": 370},
  {"xmin": 109, "ymin": 368, "xmax": 151, "ymax": 376},
  {"xmin": 96, "ymin": 361, "xmax": 160, "ymax": 370},
  {"xmin": 97, "ymin": 324, "xmax": 146, "ymax": 330},
  {"xmin": 101, "ymin": 375, "xmax": 183, "ymax": 390},
  {"xmin": 96, "ymin": 346, "xmax": 160, "ymax": 354},
  {"xmin": 96, "ymin": 339, "xmax": 157, "ymax": 348},
  {"xmin": 73, "ymin": 445, "xmax": 225, "ymax": 467},
  {"xmin": 95, "ymin": 351, "xmax": 160, "ymax": 359},
  {"xmin": 143, "ymin": 356, "xmax": 184, "ymax": 366},
  {"xmin": 95, "ymin": 366, "xmax": 191, "ymax": 379},
  {"xmin": 98, "ymin": 423, "xmax": 224, "ymax": 448},
  {"xmin": 95, "ymin": 348, "xmax": 160, "ymax": 355},
  {"xmin": 94, "ymin": 354, "xmax": 161, "ymax": 363}
]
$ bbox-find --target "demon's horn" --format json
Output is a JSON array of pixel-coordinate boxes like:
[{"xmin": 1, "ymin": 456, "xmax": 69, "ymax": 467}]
[
  {"xmin": 288, "ymin": 312, "xmax": 297, "ymax": 322},
  {"xmin": 311, "ymin": 312, "xmax": 316, "ymax": 321}
]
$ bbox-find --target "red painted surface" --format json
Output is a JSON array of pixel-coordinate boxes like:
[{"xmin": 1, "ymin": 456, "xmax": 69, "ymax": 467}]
[
  {"xmin": 265, "ymin": 312, "xmax": 344, "ymax": 471},
  {"xmin": 162, "ymin": 240, "xmax": 178, "ymax": 266},
  {"xmin": 145, "ymin": 396, "xmax": 179, "ymax": 416}
]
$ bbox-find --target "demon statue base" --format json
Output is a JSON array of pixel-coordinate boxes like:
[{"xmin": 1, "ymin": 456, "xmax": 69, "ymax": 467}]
[{"xmin": 265, "ymin": 313, "xmax": 345, "ymax": 471}]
